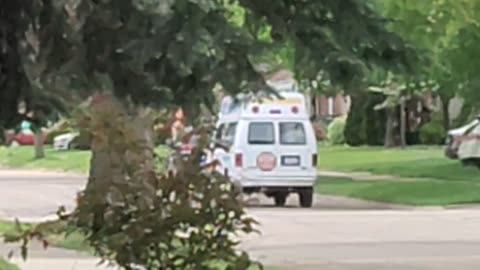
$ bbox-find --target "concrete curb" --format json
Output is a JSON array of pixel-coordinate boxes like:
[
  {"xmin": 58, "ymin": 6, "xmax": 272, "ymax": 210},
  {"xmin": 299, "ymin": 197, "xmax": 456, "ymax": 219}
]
[
  {"xmin": 0, "ymin": 167, "xmax": 86, "ymax": 179},
  {"xmin": 0, "ymin": 214, "xmax": 60, "ymax": 223}
]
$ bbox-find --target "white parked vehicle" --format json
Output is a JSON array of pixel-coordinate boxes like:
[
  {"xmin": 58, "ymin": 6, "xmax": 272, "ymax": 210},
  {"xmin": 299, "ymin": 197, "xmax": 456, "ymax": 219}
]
[
  {"xmin": 456, "ymin": 119, "xmax": 480, "ymax": 167},
  {"xmin": 444, "ymin": 119, "xmax": 479, "ymax": 159},
  {"xmin": 53, "ymin": 132, "xmax": 79, "ymax": 151},
  {"xmin": 445, "ymin": 116, "xmax": 480, "ymax": 160},
  {"xmin": 213, "ymin": 81, "xmax": 318, "ymax": 207}
]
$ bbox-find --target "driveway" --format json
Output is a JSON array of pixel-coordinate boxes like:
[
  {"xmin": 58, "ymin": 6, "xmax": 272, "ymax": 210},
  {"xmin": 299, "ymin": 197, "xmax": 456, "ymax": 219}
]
[{"xmin": 2, "ymin": 169, "xmax": 480, "ymax": 270}]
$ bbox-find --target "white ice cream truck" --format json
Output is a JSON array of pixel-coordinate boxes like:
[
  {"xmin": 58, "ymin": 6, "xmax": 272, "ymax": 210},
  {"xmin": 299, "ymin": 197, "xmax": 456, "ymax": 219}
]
[{"xmin": 213, "ymin": 81, "xmax": 317, "ymax": 207}]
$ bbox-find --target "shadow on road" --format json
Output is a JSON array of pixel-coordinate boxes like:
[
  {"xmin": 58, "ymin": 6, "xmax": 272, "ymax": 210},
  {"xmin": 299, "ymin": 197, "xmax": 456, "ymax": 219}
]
[{"xmin": 243, "ymin": 194, "xmax": 413, "ymax": 211}]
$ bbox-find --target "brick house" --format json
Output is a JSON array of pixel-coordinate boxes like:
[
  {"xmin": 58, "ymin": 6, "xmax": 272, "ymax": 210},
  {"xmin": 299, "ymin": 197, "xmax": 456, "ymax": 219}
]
[{"xmin": 310, "ymin": 94, "xmax": 351, "ymax": 120}]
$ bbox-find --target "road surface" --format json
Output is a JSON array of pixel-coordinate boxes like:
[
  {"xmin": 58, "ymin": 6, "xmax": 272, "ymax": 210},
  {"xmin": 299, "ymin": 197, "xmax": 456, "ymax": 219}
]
[{"xmin": 1, "ymin": 169, "xmax": 480, "ymax": 270}]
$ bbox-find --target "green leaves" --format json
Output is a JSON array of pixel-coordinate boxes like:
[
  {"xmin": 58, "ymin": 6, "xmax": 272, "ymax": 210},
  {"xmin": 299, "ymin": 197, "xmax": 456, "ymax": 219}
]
[
  {"xmin": 374, "ymin": 0, "xmax": 480, "ymax": 101},
  {"xmin": 2, "ymin": 0, "xmax": 420, "ymax": 129},
  {"xmin": 190, "ymin": 0, "xmax": 217, "ymax": 13},
  {"xmin": 67, "ymin": 95, "xmax": 260, "ymax": 269},
  {"xmin": 133, "ymin": 0, "xmax": 175, "ymax": 15}
]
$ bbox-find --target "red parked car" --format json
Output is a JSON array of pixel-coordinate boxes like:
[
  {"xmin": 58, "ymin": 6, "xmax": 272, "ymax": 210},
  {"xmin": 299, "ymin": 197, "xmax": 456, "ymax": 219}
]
[{"xmin": 4, "ymin": 130, "xmax": 47, "ymax": 146}]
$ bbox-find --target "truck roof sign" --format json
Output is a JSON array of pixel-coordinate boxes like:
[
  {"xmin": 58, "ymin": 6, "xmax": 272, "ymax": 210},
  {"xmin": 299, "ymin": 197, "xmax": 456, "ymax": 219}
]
[{"xmin": 219, "ymin": 92, "xmax": 308, "ymax": 119}]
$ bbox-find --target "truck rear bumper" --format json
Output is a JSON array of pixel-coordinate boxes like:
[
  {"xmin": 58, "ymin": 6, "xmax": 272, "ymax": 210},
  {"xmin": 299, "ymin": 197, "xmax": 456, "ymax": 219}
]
[{"xmin": 232, "ymin": 172, "xmax": 317, "ymax": 188}]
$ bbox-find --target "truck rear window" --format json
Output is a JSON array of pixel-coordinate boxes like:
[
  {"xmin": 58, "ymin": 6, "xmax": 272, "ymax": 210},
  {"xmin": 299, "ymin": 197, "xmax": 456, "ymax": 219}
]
[
  {"xmin": 248, "ymin": 122, "xmax": 274, "ymax": 145},
  {"xmin": 280, "ymin": 122, "xmax": 306, "ymax": 145}
]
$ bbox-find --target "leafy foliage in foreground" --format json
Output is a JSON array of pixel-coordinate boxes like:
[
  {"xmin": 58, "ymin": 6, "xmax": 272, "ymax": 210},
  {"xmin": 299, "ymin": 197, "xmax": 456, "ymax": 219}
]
[
  {"xmin": 75, "ymin": 95, "xmax": 259, "ymax": 269},
  {"xmin": 1, "ymin": 0, "xmax": 417, "ymax": 127},
  {"xmin": 5, "ymin": 95, "xmax": 260, "ymax": 270}
]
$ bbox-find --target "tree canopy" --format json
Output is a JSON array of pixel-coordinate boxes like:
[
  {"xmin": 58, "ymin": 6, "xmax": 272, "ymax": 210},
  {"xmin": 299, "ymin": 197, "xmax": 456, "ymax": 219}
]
[
  {"xmin": 372, "ymin": 0, "xmax": 480, "ymax": 129},
  {"xmin": 1, "ymin": 0, "xmax": 416, "ymax": 126}
]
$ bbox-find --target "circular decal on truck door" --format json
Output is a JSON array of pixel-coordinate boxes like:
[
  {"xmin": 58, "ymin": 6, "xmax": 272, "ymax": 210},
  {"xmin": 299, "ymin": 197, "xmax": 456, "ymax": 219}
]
[{"xmin": 257, "ymin": 152, "xmax": 277, "ymax": 171}]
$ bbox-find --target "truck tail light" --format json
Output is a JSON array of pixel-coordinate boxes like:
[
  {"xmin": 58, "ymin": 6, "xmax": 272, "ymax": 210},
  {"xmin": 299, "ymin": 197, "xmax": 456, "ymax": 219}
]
[
  {"xmin": 312, "ymin": 154, "xmax": 318, "ymax": 166},
  {"xmin": 235, "ymin": 153, "xmax": 243, "ymax": 167}
]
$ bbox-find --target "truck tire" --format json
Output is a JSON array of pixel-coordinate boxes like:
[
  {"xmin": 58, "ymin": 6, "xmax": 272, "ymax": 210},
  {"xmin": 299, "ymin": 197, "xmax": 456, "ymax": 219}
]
[
  {"xmin": 273, "ymin": 193, "xmax": 287, "ymax": 207},
  {"xmin": 298, "ymin": 187, "xmax": 313, "ymax": 208}
]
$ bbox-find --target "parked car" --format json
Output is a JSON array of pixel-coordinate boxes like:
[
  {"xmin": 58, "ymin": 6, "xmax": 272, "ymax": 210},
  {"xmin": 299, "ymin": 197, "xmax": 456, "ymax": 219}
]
[
  {"xmin": 457, "ymin": 120, "xmax": 480, "ymax": 167},
  {"xmin": 444, "ymin": 115, "xmax": 480, "ymax": 167},
  {"xmin": 5, "ymin": 129, "xmax": 48, "ymax": 146},
  {"xmin": 53, "ymin": 131, "xmax": 91, "ymax": 151},
  {"xmin": 444, "ymin": 117, "xmax": 479, "ymax": 159},
  {"xmin": 53, "ymin": 132, "xmax": 79, "ymax": 150}
]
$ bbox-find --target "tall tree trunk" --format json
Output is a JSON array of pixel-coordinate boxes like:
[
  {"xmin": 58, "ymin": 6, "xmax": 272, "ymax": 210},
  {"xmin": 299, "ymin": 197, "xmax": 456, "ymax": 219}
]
[
  {"xmin": 79, "ymin": 96, "xmax": 156, "ymax": 233},
  {"xmin": 384, "ymin": 108, "xmax": 395, "ymax": 147},
  {"xmin": 441, "ymin": 97, "xmax": 451, "ymax": 132},
  {"xmin": 400, "ymin": 99, "xmax": 406, "ymax": 148},
  {"xmin": 34, "ymin": 130, "xmax": 45, "ymax": 159},
  {"xmin": 0, "ymin": 126, "xmax": 5, "ymax": 145},
  {"xmin": 182, "ymin": 103, "xmax": 201, "ymax": 126}
]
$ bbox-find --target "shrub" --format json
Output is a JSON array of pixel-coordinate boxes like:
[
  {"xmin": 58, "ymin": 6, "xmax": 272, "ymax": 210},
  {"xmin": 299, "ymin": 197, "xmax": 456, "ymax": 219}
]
[
  {"xmin": 364, "ymin": 93, "xmax": 387, "ymax": 146},
  {"xmin": 419, "ymin": 119, "xmax": 446, "ymax": 145},
  {"xmin": 344, "ymin": 94, "xmax": 367, "ymax": 146},
  {"xmin": 8, "ymin": 95, "xmax": 260, "ymax": 270},
  {"xmin": 327, "ymin": 116, "xmax": 347, "ymax": 145},
  {"xmin": 345, "ymin": 92, "xmax": 386, "ymax": 146},
  {"xmin": 312, "ymin": 120, "xmax": 327, "ymax": 141}
]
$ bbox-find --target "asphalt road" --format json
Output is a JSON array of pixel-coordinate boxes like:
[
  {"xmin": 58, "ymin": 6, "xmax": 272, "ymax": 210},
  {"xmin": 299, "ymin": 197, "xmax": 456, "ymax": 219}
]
[{"xmin": 1, "ymin": 169, "xmax": 480, "ymax": 270}]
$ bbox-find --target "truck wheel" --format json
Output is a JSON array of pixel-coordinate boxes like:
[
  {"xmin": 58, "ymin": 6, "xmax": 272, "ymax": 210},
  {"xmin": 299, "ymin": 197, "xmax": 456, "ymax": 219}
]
[
  {"xmin": 273, "ymin": 193, "xmax": 287, "ymax": 207},
  {"xmin": 68, "ymin": 142, "xmax": 76, "ymax": 150},
  {"xmin": 298, "ymin": 187, "xmax": 313, "ymax": 208},
  {"xmin": 461, "ymin": 158, "xmax": 477, "ymax": 167}
]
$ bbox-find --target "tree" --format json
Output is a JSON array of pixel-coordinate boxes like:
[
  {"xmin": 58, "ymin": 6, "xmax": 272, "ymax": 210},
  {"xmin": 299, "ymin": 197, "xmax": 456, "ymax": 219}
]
[
  {"xmin": 369, "ymin": 84, "xmax": 405, "ymax": 147},
  {"xmin": 0, "ymin": 1, "xmax": 30, "ymax": 140},
  {"xmin": 374, "ymin": 0, "xmax": 480, "ymax": 131},
  {"xmin": 0, "ymin": 0, "xmax": 76, "ymax": 158},
  {"xmin": 443, "ymin": 2, "xmax": 480, "ymax": 119},
  {"xmin": 2, "ymin": 0, "xmax": 417, "ymax": 122}
]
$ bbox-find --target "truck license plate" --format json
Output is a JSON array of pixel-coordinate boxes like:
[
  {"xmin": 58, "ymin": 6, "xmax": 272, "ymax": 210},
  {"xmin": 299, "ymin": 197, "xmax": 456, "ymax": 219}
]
[{"xmin": 282, "ymin": 156, "xmax": 300, "ymax": 166}]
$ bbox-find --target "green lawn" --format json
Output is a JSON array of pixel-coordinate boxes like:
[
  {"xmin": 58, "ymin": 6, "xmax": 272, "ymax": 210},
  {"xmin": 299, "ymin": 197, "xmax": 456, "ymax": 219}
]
[
  {"xmin": 316, "ymin": 146, "xmax": 480, "ymax": 205},
  {"xmin": 1, "ymin": 145, "xmax": 473, "ymax": 183},
  {"xmin": 0, "ymin": 221, "xmax": 16, "ymax": 234},
  {"xmin": 319, "ymin": 146, "xmax": 480, "ymax": 182},
  {"xmin": 0, "ymin": 220, "xmax": 33, "ymax": 234},
  {"xmin": 0, "ymin": 220, "xmax": 90, "ymax": 253},
  {"xmin": 316, "ymin": 177, "xmax": 480, "ymax": 206},
  {"xmin": 4, "ymin": 145, "xmax": 480, "ymax": 206},
  {"xmin": 0, "ymin": 145, "xmax": 170, "ymax": 174},
  {"xmin": 0, "ymin": 146, "xmax": 91, "ymax": 174},
  {"xmin": 0, "ymin": 258, "xmax": 19, "ymax": 270}
]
